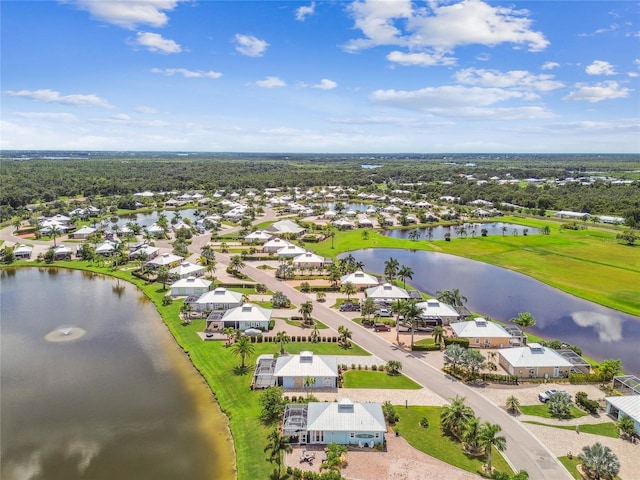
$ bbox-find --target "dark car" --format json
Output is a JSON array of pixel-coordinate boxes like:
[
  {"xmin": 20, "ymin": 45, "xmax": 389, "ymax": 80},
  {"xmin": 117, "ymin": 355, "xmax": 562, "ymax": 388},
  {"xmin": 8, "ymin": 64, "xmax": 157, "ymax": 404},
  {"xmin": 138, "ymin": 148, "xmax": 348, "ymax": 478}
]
[
  {"xmin": 374, "ymin": 323, "xmax": 391, "ymax": 332},
  {"xmin": 339, "ymin": 302, "xmax": 360, "ymax": 312}
]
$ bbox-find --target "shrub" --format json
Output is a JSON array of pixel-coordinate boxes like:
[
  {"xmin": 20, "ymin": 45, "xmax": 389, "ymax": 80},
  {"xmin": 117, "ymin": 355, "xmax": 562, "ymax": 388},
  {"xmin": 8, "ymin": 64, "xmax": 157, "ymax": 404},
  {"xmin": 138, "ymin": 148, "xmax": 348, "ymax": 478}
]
[
  {"xmin": 575, "ymin": 391, "xmax": 600, "ymax": 414},
  {"xmin": 162, "ymin": 296, "xmax": 173, "ymax": 306},
  {"xmin": 371, "ymin": 364, "xmax": 377, "ymax": 371},
  {"xmin": 444, "ymin": 337, "xmax": 470, "ymax": 348},
  {"xmin": 419, "ymin": 417, "xmax": 429, "ymax": 428}
]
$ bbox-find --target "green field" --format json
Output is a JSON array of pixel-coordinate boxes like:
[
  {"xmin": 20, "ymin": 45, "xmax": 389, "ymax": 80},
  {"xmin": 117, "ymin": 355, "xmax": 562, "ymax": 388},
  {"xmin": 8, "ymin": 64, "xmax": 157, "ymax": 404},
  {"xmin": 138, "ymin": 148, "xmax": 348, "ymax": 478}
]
[
  {"xmin": 519, "ymin": 404, "xmax": 589, "ymax": 419},
  {"xmin": 342, "ymin": 370, "xmax": 422, "ymax": 389},
  {"xmin": 524, "ymin": 420, "xmax": 619, "ymax": 438}
]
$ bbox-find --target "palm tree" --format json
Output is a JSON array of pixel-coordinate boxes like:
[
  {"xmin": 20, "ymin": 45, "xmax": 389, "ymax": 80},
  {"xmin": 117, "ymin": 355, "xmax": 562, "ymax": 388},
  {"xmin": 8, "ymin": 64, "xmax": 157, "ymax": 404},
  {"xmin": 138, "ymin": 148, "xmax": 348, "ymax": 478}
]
[
  {"xmin": 229, "ymin": 255, "xmax": 245, "ymax": 275},
  {"xmin": 501, "ymin": 225, "xmax": 508, "ymax": 236},
  {"xmin": 303, "ymin": 375, "xmax": 316, "ymax": 399},
  {"xmin": 510, "ymin": 312, "xmax": 536, "ymax": 333},
  {"xmin": 433, "ymin": 325, "xmax": 445, "ymax": 347},
  {"xmin": 298, "ymin": 301, "xmax": 314, "ymax": 325},
  {"xmin": 310, "ymin": 325, "xmax": 320, "ymax": 343},
  {"xmin": 384, "ymin": 257, "xmax": 399, "ymax": 281},
  {"xmin": 444, "ymin": 343, "xmax": 466, "ymax": 370},
  {"xmin": 340, "ymin": 281, "xmax": 356, "ymax": 301},
  {"xmin": 230, "ymin": 335, "xmax": 255, "ymax": 369},
  {"xmin": 462, "ymin": 349, "xmax": 486, "ymax": 379},
  {"xmin": 548, "ymin": 392, "xmax": 572, "ymax": 418},
  {"xmin": 49, "ymin": 224, "xmax": 61, "ymax": 247},
  {"xmin": 440, "ymin": 396, "xmax": 475, "ymax": 440},
  {"xmin": 403, "ymin": 300, "xmax": 422, "ymax": 350},
  {"xmin": 617, "ymin": 414, "xmax": 636, "ymax": 439},
  {"xmin": 223, "ymin": 326, "xmax": 236, "ymax": 346},
  {"xmin": 385, "ymin": 360, "xmax": 402, "ymax": 375},
  {"xmin": 338, "ymin": 325, "xmax": 352, "ymax": 348},
  {"xmin": 478, "ymin": 422, "xmax": 507, "ymax": 474},
  {"xmin": 264, "ymin": 427, "xmax": 292, "ymax": 479},
  {"xmin": 156, "ymin": 266, "xmax": 170, "ymax": 290},
  {"xmin": 397, "ymin": 265, "xmax": 414, "ymax": 289},
  {"xmin": 315, "ymin": 291, "xmax": 326, "ymax": 303},
  {"xmin": 505, "ymin": 395, "xmax": 521, "ymax": 415},
  {"xmin": 408, "ymin": 229, "xmax": 421, "ymax": 241},
  {"xmin": 436, "ymin": 288, "xmax": 467, "ymax": 308},
  {"xmin": 462, "ymin": 416, "xmax": 482, "ymax": 454},
  {"xmin": 275, "ymin": 330, "xmax": 290, "ymax": 354},
  {"xmin": 578, "ymin": 442, "xmax": 620, "ymax": 480}
]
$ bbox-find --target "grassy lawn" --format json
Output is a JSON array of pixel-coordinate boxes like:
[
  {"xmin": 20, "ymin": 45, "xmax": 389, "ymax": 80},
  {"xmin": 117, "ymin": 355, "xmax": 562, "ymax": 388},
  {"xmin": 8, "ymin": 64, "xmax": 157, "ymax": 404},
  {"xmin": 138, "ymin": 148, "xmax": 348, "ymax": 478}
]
[
  {"xmin": 275, "ymin": 341, "xmax": 370, "ymax": 356},
  {"xmin": 519, "ymin": 404, "xmax": 589, "ymax": 419},
  {"xmin": 395, "ymin": 406, "xmax": 513, "ymax": 478},
  {"xmin": 524, "ymin": 420, "xmax": 619, "ymax": 438},
  {"xmin": 342, "ymin": 370, "xmax": 422, "ymax": 389},
  {"xmin": 312, "ymin": 218, "xmax": 640, "ymax": 317},
  {"xmin": 282, "ymin": 317, "xmax": 330, "ymax": 329}
]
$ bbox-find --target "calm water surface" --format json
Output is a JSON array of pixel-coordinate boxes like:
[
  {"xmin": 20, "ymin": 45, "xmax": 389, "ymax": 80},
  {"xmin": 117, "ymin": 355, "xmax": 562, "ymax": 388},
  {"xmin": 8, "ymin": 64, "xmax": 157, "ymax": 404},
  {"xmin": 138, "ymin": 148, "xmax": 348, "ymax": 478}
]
[
  {"xmin": 383, "ymin": 222, "xmax": 539, "ymax": 240},
  {"xmin": 347, "ymin": 249, "xmax": 640, "ymax": 375},
  {"xmin": 0, "ymin": 268, "xmax": 235, "ymax": 480}
]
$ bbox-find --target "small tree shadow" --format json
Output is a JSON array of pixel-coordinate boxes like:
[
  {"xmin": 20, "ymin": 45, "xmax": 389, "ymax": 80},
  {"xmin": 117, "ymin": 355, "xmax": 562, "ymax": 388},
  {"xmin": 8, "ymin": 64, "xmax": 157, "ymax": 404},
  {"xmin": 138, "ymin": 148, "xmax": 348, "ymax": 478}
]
[{"xmin": 232, "ymin": 365, "xmax": 251, "ymax": 376}]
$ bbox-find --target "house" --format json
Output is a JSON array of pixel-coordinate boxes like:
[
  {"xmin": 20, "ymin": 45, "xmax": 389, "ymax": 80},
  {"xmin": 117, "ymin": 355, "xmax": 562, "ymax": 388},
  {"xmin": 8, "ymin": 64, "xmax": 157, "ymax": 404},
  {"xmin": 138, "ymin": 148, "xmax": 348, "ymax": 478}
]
[
  {"xmin": 553, "ymin": 210, "xmax": 590, "ymax": 220},
  {"xmin": 340, "ymin": 271, "xmax": 379, "ymax": 289},
  {"xmin": 71, "ymin": 225, "xmax": 97, "ymax": 239},
  {"xmin": 332, "ymin": 219, "xmax": 356, "ymax": 230},
  {"xmin": 169, "ymin": 261, "xmax": 205, "ymax": 279},
  {"xmin": 95, "ymin": 241, "xmax": 118, "ymax": 256},
  {"xmin": 53, "ymin": 244, "xmax": 73, "ymax": 260},
  {"xmin": 277, "ymin": 244, "xmax": 307, "ymax": 258},
  {"xmin": 292, "ymin": 252, "xmax": 327, "ymax": 269},
  {"xmin": 129, "ymin": 244, "xmax": 159, "ymax": 260},
  {"xmin": 266, "ymin": 219, "xmax": 306, "ymax": 237},
  {"xmin": 498, "ymin": 343, "xmax": 574, "ymax": 379},
  {"xmin": 146, "ymin": 223, "xmax": 166, "ymax": 237},
  {"xmin": 146, "ymin": 253, "xmax": 183, "ymax": 269},
  {"xmin": 170, "ymin": 276, "xmax": 212, "ymax": 297},
  {"xmin": 415, "ymin": 299, "xmax": 460, "ymax": 326},
  {"xmin": 244, "ymin": 230, "xmax": 273, "ymax": 243},
  {"xmin": 450, "ymin": 318, "xmax": 522, "ymax": 348},
  {"xmin": 273, "ymin": 351, "xmax": 338, "ymax": 389},
  {"xmin": 13, "ymin": 244, "xmax": 33, "ymax": 259},
  {"xmin": 605, "ymin": 395, "xmax": 640, "ymax": 437},
  {"xmin": 218, "ymin": 303, "xmax": 271, "ymax": 330},
  {"xmin": 282, "ymin": 398, "xmax": 386, "ymax": 446},
  {"xmin": 365, "ymin": 283, "xmax": 410, "ymax": 302},
  {"xmin": 263, "ymin": 238, "xmax": 293, "ymax": 254},
  {"xmin": 194, "ymin": 287, "xmax": 243, "ymax": 311}
]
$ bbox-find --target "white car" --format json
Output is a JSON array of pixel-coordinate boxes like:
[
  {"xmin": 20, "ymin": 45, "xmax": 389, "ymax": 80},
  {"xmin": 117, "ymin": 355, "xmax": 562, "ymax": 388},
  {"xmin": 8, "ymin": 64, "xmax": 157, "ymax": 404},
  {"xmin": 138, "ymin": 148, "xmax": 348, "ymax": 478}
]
[
  {"xmin": 538, "ymin": 389, "xmax": 562, "ymax": 403},
  {"xmin": 375, "ymin": 308, "xmax": 391, "ymax": 317}
]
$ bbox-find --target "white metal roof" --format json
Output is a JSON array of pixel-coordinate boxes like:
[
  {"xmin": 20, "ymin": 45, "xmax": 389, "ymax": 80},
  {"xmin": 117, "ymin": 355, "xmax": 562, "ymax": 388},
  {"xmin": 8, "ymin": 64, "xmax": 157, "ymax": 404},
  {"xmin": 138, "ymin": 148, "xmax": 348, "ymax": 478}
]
[
  {"xmin": 273, "ymin": 352, "xmax": 338, "ymax": 378},
  {"xmin": 605, "ymin": 395, "xmax": 640, "ymax": 423},
  {"xmin": 196, "ymin": 287, "xmax": 243, "ymax": 305},
  {"xmin": 415, "ymin": 299, "xmax": 459, "ymax": 318},
  {"xmin": 365, "ymin": 283, "xmax": 410, "ymax": 300},
  {"xmin": 221, "ymin": 303, "xmax": 271, "ymax": 323},
  {"xmin": 499, "ymin": 344, "xmax": 574, "ymax": 368},
  {"xmin": 450, "ymin": 318, "xmax": 512, "ymax": 339},
  {"xmin": 171, "ymin": 277, "xmax": 212, "ymax": 289},
  {"xmin": 341, "ymin": 271, "xmax": 378, "ymax": 286},
  {"xmin": 169, "ymin": 262, "xmax": 205, "ymax": 276},
  {"xmin": 306, "ymin": 400, "xmax": 386, "ymax": 433}
]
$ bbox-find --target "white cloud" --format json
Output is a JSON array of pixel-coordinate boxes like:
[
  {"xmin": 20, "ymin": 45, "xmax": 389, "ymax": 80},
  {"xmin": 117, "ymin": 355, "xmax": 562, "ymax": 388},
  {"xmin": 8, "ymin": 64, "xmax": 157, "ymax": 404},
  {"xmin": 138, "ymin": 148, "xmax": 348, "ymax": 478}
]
[
  {"xmin": 571, "ymin": 311, "xmax": 622, "ymax": 343},
  {"xmin": 312, "ymin": 79, "xmax": 337, "ymax": 90},
  {"xmin": 542, "ymin": 61, "xmax": 560, "ymax": 70},
  {"xmin": 628, "ymin": 72, "xmax": 639, "ymax": 78},
  {"xmin": 134, "ymin": 32, "xmax": 181, "ymax": 54},
  {"xmin": 296, "ymin": 2, "xmax": 316, "ymax": 21},
  {"xmin": 5, "ymin": 89, "xmax": 114, "ymax": 108},
  {"xmin": 455, "ymin": 68, "xmax": 564, "ymax": 91},
  {"xmin": 585, "ymin": 60, "xmax": 617, "ymax": 75},
  {"xmin": 563, "ymin": 81, "xmax": 631, "ymax": 103},
  {"xmin": 255, "ymin": 76, "xmax": 286, "ymax": 88},
  {"xmin": 371, "ymin": 85, "xmax": 526, "ymax": 109},
  {"xmin": 234, "ymin": 34, "xmax": 269, "ymax": 57},
  {"xmin": 135, "ymin": 106, "xmax": 160, "ymax": 114},
  {"xmin": 386, "ymin": 50, "xmax": 456, "ymax": 67},
  {"xmin": 344, "ymin": 0, "xmax": 549, "ymax": 54},
  {"xmin": 13, "ymin": 112, "xmax": 77, "ymax": 122},
  {"xmin": 151, "ymin": 67, "xmax": 222, "ymax": 78},
  {"xmin": 69, "ymin": 0, "xmax": 183, "ymax": 29},
  {"xmin": 110, "ymin": 113, "xmax": 131, "ymax": 121}
]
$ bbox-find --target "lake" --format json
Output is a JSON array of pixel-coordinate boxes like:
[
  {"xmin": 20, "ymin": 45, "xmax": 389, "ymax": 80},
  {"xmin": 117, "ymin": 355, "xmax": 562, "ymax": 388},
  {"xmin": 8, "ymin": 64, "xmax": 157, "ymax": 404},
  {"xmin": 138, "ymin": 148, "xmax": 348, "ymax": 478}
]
[
  {"xmin": 346, "ymin": 249, "xmax": 640, "ymax": 375},
  {"xmin": 0, "ymin": 268, "xmax": 235, "ymax": 480},
  {"xmin": 383, "ymin": 222, "xmax": 539, "ymax": 241}
]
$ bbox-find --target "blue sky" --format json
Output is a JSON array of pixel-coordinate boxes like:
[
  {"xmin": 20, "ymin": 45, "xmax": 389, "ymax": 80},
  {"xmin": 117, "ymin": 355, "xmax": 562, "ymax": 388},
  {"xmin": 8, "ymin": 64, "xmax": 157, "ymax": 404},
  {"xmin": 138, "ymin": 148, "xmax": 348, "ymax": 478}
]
[{"xmin": 1, "ymin": 0, "xmax": 639, "ymax": 153}]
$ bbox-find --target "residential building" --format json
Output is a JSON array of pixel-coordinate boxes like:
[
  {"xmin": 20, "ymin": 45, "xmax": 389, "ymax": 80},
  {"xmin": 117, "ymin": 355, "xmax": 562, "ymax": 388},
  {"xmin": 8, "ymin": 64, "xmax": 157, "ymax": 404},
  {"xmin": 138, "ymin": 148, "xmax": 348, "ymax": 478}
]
[{"xmin": 498, "ymin": 343, "xmax": 574, "ymax": 379}]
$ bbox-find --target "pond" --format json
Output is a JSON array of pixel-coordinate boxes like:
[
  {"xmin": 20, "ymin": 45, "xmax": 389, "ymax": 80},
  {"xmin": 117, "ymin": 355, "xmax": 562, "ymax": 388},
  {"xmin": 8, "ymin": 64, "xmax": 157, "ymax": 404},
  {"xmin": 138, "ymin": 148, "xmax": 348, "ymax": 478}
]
[
  {"xmin": 101, "ymin": 209, "xmax": 201, "ymax": 229},
  {"xmin": 0, "ymin": 268, "xmax": 235, "ymax": 480},
  {"xmin": 346, "ymin": 249, "xmax": 640, "ymax": 375},
  {"xmin": 383, "ymin": 222, "xmax": 539, "ymax": 241}
]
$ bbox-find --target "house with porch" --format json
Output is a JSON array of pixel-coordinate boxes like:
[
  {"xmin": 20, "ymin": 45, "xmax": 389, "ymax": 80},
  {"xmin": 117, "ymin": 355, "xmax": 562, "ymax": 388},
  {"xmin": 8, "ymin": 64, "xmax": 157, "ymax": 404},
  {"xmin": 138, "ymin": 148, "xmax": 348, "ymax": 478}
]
[
  {"xmin": 415, "ymin": 299, "xmax": 460, "ymax": 326},
  {"xmin": 605, "ymin": 395, "xmax": 640, "ymax": 437},
  {"xmin": 450, "ymin": 318, "xmax": 523, "ymax": 348},
  {"xmin": 266, "ymin": 219, "xmax": 306, "ymax": 237},
  {"xmin": 218, "ymin": 303, "xmax": 271, "ymax": 331},
  {"xmin": 292, "ymin": 252, "xmax": 327, "ymax": 270},
  {"xmin": 498, "ymin": 343, "xmax": 574, "ymax": 379},
  {"xmin": 273, "ymin": 351, "xmax": 338, "ymax": 389},
  {"xmin": 13, "ymin": 244, "xmax": 33, "ymax": 259},
  {"xmin": 169, "ymin": 261, "xmax": 205, "ymax": 279},
  {"xmin": 170, "ymin": 276, "xmax": 212, "ymax": 297},
  {"xmin": 365, "ymin": 283, "xmax": 410, "ymax": 302},
  {"xmin": 282, "ymin": 398, "xmax": 386, "ymax": 446},
  {"xmin": 71, "ymin": 225, "xmax": 97, "ymax": 239},
  {"xmin": 340, "ymin": 271, "xmax": 379, "ymax": 289},
  {"xmin": 263, "ymin": 238, "xmax": 293, "ymax": 253},
  {"xmin": 193, "ymin": 287, "xmax": 243, "ymax": 311},
  {"xmin": 146, "ymin": 252, "xmax": 183, "ymax": 269}
]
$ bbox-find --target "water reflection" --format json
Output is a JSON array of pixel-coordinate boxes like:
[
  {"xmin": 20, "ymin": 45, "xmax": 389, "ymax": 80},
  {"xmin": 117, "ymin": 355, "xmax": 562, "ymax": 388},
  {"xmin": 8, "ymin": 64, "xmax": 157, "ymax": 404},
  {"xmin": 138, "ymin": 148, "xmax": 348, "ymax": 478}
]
[
  {"xmin": 346, "ymin": 249, "xmax": 640, "ymax": 375},
  {"xmin": 0, "ymin": 268, "xmax": 234, "ymax": 480},
  {"xmin": 383, "ymin": 222, "xmax": 539, "ymax": 241}
]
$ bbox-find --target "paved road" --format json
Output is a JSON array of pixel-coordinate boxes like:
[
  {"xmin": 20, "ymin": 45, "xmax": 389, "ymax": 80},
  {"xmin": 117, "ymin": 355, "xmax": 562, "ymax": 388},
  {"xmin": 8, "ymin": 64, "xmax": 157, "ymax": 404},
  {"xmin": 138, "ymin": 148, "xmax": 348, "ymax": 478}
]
[{"xmin": 220, "ymin": 254, "xmax": 572, "ymax": 480}]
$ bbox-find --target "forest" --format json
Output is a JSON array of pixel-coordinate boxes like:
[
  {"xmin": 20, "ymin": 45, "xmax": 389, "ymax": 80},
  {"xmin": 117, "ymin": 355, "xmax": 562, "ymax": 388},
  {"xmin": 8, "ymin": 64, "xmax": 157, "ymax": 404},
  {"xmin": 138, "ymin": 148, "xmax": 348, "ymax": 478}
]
[{"xmin": 1, "ymin": 152, "xmax": 639, "ymax": 223}]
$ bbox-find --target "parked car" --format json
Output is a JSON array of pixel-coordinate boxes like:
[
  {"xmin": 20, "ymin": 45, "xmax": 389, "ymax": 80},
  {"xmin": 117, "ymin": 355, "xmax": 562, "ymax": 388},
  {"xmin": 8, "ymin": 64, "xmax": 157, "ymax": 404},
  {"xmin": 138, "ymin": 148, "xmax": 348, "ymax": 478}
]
[
  {"xmin": 339, "ymin": 302, "xmax": 360, "ymax": 312},
  {"xmin": 375, "ymin": 308, "xmax": 391, "ymax": 317},
  {"xmin": 538, "ymin": 389, "xmax": 562, "ymax": 403},
  {"xmin": 244, "ymin": 328, "xmax": 263, "ymax": 336},
  {"xmin": 374, "ymin": 323, "xmax": 391, "ymax": 332}
]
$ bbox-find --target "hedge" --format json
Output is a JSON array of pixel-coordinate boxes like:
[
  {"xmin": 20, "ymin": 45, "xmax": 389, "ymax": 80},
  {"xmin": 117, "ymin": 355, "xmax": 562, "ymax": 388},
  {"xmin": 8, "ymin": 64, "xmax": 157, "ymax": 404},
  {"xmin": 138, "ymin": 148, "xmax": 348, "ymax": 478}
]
[{"xmin": 444, "ymin": 337, "xmax": 470, "ymax": 348}]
